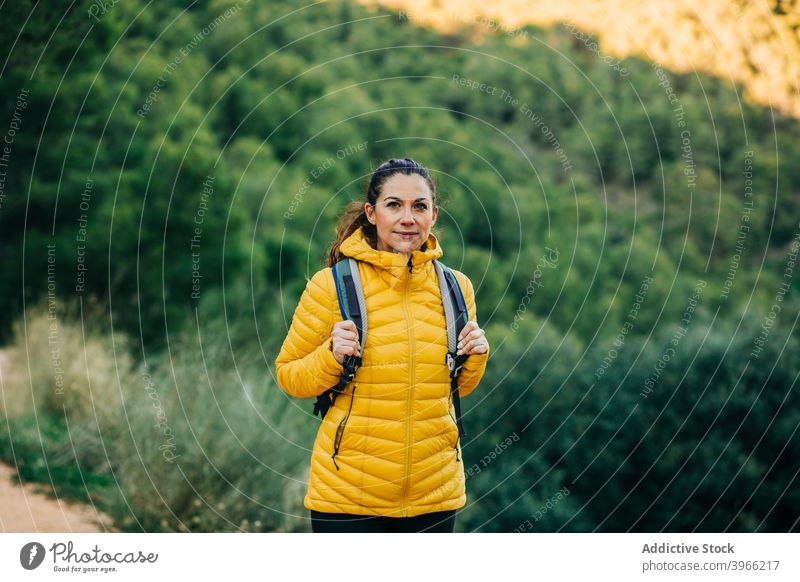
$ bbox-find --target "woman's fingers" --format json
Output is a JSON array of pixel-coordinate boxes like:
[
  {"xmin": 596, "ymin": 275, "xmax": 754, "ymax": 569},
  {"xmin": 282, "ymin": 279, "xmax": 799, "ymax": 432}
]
[
  {"xmin": 331, "ymin": 322, "xmax": 359, "ymax": 347},
  {"xmin": 332, "ymin": 342, "xmax": 359, "ymax": 364},
  {"xmin": 331, "ymin": 320, "xmax": 361, "ymax": 364},
  {"xmin": 458, "ymin": 326, "xmax": 482, "ymax": 351},
  {"xmin": 331, "ymin": 321, "xmax": 358, "ymax": 338},
  {"xmin": 458, "ymin": 321, "xmax": 478, "ymax": 343},
  {"xmin": 457, "ymin": 321, "xmax": 489, "ymax": 355},
  {"xmin": 333, "ymin": 318, "xmax": 488, "ymax": 360},
  {"xmin": 333, "ymin": 338, "xmax": 359, "ymax": 352},
  {"xmin": 460, "ymin": 328, "xmax": 483, "ymax": 343},
  {"xmin": 460, "ymin": 337, "xmax": 488, "ymax": 355},
  {"xmin": 338, "ymin": 319, "xmax": 358, "ymax": 334}
]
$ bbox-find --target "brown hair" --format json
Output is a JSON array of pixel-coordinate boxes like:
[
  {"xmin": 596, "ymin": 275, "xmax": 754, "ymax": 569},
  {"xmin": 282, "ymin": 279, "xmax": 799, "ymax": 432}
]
[{"xmin": 325, "ymin": 158, "xmax": 439, "ymax": 267}]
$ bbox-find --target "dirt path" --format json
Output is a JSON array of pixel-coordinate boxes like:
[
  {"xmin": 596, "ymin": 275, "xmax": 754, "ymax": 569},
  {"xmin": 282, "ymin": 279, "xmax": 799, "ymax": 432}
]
[
  {"xmin": 0, "ymin": 349, "xmax": 116, "ymax": 532},
  {"xmin": 0, "ymin": 461, "xmax": 116, "ymax": 533}
]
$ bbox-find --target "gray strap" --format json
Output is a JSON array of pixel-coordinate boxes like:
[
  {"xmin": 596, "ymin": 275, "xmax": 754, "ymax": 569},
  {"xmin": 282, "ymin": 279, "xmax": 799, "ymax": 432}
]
[
  {"xmin": 347, "ymin": 257, "xmax": 367, "ymax": 349},
  {"xmin": 434, "ymin": 260, "xmax": 458, "ymax": 353}
]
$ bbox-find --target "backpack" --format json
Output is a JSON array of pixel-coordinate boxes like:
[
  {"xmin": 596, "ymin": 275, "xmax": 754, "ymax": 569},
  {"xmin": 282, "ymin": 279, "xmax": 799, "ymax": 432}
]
[{"xmin": 313, "ymin": 257, "xmax": 470, "ymax": 466}]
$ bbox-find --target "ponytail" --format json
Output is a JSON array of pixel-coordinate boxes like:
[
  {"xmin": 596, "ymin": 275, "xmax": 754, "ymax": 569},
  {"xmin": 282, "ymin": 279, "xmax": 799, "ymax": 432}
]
[{"xmin": 325, "ymin": 200, "xmax": 377, "ymax": 267}]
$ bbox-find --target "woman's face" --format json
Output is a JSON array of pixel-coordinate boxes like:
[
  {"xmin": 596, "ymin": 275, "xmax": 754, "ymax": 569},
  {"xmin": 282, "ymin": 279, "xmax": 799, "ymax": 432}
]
[{"xmin": 364, "ymin": 173, "xmax": 438, "ymax": 255}]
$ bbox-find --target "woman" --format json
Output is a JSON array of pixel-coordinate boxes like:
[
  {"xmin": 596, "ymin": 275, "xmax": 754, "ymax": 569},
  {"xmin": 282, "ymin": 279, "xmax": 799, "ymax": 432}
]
[{"xmin": 275, "ymin": 158, "xmax": 490, "ymax": 533}]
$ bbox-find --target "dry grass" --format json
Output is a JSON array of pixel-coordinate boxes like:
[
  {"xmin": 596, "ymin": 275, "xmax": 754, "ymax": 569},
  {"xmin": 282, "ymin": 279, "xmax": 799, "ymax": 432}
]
[
  {"xmin": 1, "ymin": 306, "xmax": 130, "ymax": 432},
  {"xmin": 0, "ymin": 347, "xmax": 29, "ymax": 418},
  {"xmin": 1, "ymin": 304, "xmax": 316, "ymax": 532}
]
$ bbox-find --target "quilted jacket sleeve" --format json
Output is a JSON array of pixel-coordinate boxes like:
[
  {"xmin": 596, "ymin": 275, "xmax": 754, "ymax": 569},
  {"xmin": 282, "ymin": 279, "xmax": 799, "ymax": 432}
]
[
  {"xmin": 274, "ymin": 267, "xmax": 344, "ymax": 398},
  {"xmin": 454, "ymin": 271, "xmax": 490, "ymax": 398}
]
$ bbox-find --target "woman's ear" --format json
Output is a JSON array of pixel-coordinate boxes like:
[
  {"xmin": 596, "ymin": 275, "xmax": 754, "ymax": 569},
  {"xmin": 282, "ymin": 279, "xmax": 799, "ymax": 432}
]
[
  {"xmin": 431, "ymin": 204, "xmax": 439, "ymax": 225},
  {"xmin": 364, "ymin": 202, "xmax": 375, "ymax": 224}
]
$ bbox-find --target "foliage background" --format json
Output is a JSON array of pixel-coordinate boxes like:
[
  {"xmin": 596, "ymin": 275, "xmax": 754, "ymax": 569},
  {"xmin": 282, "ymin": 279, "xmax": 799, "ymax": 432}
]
[{"xmin": 0, "ymin": 0, "xmax": 798, "ymax": 532}]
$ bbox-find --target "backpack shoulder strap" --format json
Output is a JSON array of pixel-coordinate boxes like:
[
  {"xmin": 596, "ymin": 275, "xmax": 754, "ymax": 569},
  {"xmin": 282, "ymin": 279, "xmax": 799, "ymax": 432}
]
[
  {"xmin": 313, "ymin": 258, "xmax": 366, "ymax": 418},
  {"xmin": 433, "ymin": 260, "xmax": 469, "ymax": 442},
  {"xmin": 332, "ymin": 257, "xmax": 367, "ymax": 346},
  {"xmin": 434, "ymin": 260, "xmax": 468, "ymax": 355}
]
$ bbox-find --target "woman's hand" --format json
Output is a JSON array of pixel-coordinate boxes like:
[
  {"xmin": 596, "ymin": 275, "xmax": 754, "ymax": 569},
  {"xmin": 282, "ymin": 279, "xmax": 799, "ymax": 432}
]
[
  {"xmin": 330, "ymin": 320, "xmax": 361, "ymax": 365},
  {"xmin": 457, "ymin": 321, "xmax": 489, "ymax": 356}
]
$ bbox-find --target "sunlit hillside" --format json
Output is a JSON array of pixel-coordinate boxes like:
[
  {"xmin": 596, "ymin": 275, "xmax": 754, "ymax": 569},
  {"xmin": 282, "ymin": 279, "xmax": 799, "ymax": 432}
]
[{"xmin": 361, "ymin": 0, "xmax": 800, "ymax": 117}]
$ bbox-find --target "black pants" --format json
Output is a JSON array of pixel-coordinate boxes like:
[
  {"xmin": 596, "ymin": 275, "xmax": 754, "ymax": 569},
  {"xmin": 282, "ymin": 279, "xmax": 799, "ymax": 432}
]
[{"xmin": 310, "ymin": 509, "xmax": 456, "ymax": 533}]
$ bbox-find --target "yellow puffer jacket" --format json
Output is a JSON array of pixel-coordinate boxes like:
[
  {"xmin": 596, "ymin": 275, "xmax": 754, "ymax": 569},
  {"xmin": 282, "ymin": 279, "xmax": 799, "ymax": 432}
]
[{"xmin": 275, "ymin": 226, "xmax": 489, "ymax": 517}]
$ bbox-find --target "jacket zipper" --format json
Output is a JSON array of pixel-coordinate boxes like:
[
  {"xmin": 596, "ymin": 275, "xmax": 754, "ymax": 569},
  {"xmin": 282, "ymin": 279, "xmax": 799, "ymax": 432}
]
[
  {"xmin": 400, "ymin": 255, "xmax": 414, "ymax": 516},
  {"xmin": 331, "ymin": 383, "xmax": 356, "ymax": 471}
]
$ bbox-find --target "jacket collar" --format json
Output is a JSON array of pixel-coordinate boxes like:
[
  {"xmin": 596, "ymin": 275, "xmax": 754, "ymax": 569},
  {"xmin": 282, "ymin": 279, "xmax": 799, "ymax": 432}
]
[{"xmin": 339, "ymin": 226, "xmax": 443, "ymax": 281}]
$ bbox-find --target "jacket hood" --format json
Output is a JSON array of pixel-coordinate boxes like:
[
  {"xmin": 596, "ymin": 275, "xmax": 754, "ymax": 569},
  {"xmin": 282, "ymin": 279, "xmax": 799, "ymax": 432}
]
[{"xmin": 339, "ymin": 226, "xmax": 443, "ymax": 279}]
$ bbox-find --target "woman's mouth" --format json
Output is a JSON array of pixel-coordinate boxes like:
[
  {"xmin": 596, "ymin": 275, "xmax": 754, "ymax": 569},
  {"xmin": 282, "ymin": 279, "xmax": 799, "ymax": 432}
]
[{"xmin": 395, "ymin": 232, "xmax": 417, "ymax": 240}]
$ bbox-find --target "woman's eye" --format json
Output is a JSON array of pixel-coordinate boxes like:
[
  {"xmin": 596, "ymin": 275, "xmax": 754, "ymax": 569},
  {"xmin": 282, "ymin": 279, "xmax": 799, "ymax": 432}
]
[{"xmin": 384, "ymin": 201, "xmax": 428, "ymax": 210}]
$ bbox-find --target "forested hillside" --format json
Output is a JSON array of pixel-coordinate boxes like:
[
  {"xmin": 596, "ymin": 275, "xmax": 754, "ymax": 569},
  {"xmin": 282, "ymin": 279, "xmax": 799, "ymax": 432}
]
[{"xmin": 0, "ymin": 0, "xmax": 797, "ymax": 532}]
